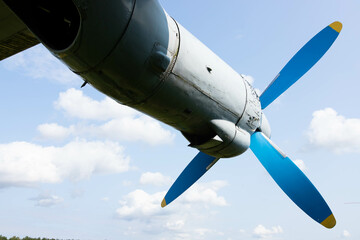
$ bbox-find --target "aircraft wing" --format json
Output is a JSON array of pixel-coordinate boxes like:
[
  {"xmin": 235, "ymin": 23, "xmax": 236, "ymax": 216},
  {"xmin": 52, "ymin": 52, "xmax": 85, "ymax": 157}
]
[{"xmin": 0, "ymin": 0, "xmax": 39, "ymax": 61}]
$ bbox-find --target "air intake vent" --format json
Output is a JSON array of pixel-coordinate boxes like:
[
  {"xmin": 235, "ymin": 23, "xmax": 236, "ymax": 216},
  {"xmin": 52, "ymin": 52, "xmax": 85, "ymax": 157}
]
[{"xmin": 4, "ymin": 0, "xmax": 80, "ymax": 51}]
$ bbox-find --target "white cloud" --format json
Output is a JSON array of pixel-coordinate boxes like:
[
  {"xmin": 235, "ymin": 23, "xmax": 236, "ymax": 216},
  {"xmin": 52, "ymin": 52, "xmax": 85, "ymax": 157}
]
[
  {"xmin": 140, "ymin": 172, "xmax": 172, "ymax": 186},
  {"xmin": 293, "ymin": 159, "xmax": 306, "ymax": 171},
  {"xmin": 307, "ymin": 108, "xmax": 360, "ymax": 153},
  {"xmin": 54, "ymin": 88, "xmax": 137, "ymax": 121},
  {"xmin": 49, "ymin": 88, "xmax": 175, "ymax": 145},
  {"xmin": 38, "ymin": 118, "xmax": 174, "ymax": 145},
  {"xmin": 115, "ymin": 180, "xmax": 228, "ymax": 239},
  {"xmin": 181, "ymin": 180, "xmax": 228, "ymax": 206},
  {"xmin": 97, "ymin": 116, "xmax": 174, "ymax": 145},
  {"xmin": 116, "ymin": 189, "xmax": 166, "ymax": 220},
  {"xmin": 165, "ymin": 220, "xmax": 185, "ymax": 231},
  {"xmin": 31, "ymin": 193, "xmax": 64, "ymax": 207},
  {"xmin": 0, "ymin": 139, "xmax": 130, "ymax": 187},
  {"xmin": 192, "ymin": 228, "xmax": 224, "ymax": 239},
  {"xmin": 194, "ymin": 228, "xmax": 212, "ymax": 237},
  {"xmin": 253, "ymin": 225, "xmax": 283, "ymax": 239},
  {"xmin": 116, "ymin": 180, "xmax": 228, "ymax": 221},
  {"xmin": 3, "ymin": 45, "xmax": 80, "ymax": 85},
  {"xmin": 37, "ymin": 123, "xmax": 74, "ymax": 141},
  {"xmin": 342, "ymin": 230, "xmax": 351, "ymax": 238}
]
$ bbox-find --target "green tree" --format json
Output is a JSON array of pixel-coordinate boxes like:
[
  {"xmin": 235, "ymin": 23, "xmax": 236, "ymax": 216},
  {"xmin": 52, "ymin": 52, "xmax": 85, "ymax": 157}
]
[
  {"xmin": 9, "ymin": 237, "xmax": 20, "ymax": 240},
  {"xmin": 22, "ymin": 237, "xmax": 33, "ymax": 240}
]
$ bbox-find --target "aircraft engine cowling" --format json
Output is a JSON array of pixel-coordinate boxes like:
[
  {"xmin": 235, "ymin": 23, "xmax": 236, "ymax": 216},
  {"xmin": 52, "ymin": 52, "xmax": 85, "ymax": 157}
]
[
  {"xmin": 4, "ymin": 0, "xmax": 178, "ymax": 105},
  {"xmin": 4, "ymin": 0, "xmax": 264, "ymax": 145},
  {"xmin": 4, "ymin": 0, "xmax": 135, "ymax": 71}
]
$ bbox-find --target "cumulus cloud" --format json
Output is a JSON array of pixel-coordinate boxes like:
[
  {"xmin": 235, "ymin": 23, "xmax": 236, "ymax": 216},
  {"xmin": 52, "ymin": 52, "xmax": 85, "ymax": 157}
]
[
  {"xmin": 115, "ymin": 180, "xmax": 228, "ymax": 239},
  {"xmin": 96, "ymin": 116, "xmax": 175, "ymax": 145},
  {"xmin": 181, "ymin": 180, "xmax": 228, "ymax": 207},
  {"xmin": 116, "ymin": 189, "xmax": 166, "ymax": 220},
  {"xmin": 43, "ymin": 88, "xmax": 175, "ymax": 145},
  {"xmin": 116, "ymin": 180, "xmax": 228, "ymax": 221},
  {"xmin": 37, "ymin": 123, "xmax": 74, "ymax": 141},
  {"xmin": 114, "ymin": 179, "xmax": 231, "ymax": 240},
  {"xmin": 140, "ymin": 172, "xmax": 172, "ymax": 187},
  {"xmin": 253, "ymin": 225, "xmax": 283, "ymax": 239},
  {"xmin": 307, "ymin": 108, "xmax": 360, "ymax": 153},
  {"xmin": 0, "ymin": 140, "xmax": 130, "ymax": 187},
  {"xmin": 38, "ymin": 118, "xmax": 174, "ymax": 145},
  {"xmin": 30, "ymin": 193, "xmax": 64, "ymax": 207},
  {"xmin": 3, "ymin": 45, "xmax": 80, "ymax": 85},
  {"xmin": 54, "ymin": 88, "xmax": 137, "ymax": 121}
]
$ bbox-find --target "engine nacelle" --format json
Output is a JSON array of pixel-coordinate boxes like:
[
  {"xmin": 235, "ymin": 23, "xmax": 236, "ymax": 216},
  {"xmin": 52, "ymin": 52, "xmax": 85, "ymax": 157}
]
[
  {"xmin": 4, "ymin": 0, "xmax": 135, "ymax": 71},
  {"xmin": 5, "ymin": 0, "xmax": 269, "ymax": 156},
  {"xmin": 5, "ymin": 0, "xmax": 177, "ymax": 105}
]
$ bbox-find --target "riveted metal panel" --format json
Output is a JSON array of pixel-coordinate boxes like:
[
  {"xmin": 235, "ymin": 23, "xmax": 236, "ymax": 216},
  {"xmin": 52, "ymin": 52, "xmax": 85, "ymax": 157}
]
[{"xmin": 172, "ymin": 23, "xmax": 247, "ymax": 123}]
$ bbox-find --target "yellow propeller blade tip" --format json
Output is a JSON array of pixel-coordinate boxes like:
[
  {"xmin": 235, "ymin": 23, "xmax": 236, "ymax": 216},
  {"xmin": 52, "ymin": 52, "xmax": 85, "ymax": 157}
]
[
  {"xmin": 161, "ymin": 198, "xmax": 167, "ymax": 208},
  {"xmin": 321, "ymin": 214, "xmax": 336, "ymax": 229},
  {"xmin": 329, "ymin": 21, "xmax": 342, "ymax": 33}
]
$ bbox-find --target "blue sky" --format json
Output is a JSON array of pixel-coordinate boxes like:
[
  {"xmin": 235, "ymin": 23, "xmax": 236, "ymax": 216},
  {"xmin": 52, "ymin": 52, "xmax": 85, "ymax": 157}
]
[{"xmin": 0, "ymin": 0, "xmax": 359, "ymax": 239}]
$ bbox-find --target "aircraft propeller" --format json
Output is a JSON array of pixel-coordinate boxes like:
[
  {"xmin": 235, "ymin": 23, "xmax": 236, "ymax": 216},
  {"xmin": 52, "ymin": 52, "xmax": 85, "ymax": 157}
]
[{"xmin": 162, "ymin": 21, "xmax": 342, "ymax": 229}]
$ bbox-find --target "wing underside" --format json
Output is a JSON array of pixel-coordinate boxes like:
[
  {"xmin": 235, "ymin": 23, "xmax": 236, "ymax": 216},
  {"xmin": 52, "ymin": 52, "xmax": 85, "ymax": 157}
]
[{"xmin": 0, "ymin": 0, "xmax": 39, "ymax": 61}]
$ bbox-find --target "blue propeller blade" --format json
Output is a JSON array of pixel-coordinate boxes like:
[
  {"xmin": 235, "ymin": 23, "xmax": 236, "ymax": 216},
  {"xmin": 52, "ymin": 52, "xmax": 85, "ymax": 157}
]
[
  {"xmin": 161, "ymin": 151, "xmax": 218, "ymax": 207},
  {"xmin": 250, "ymin": 131, "xmax": 335, "ymax": 228},
  {"xmin": 260, "ymin": 22, "xmax": 342, "ymax": 109}
]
